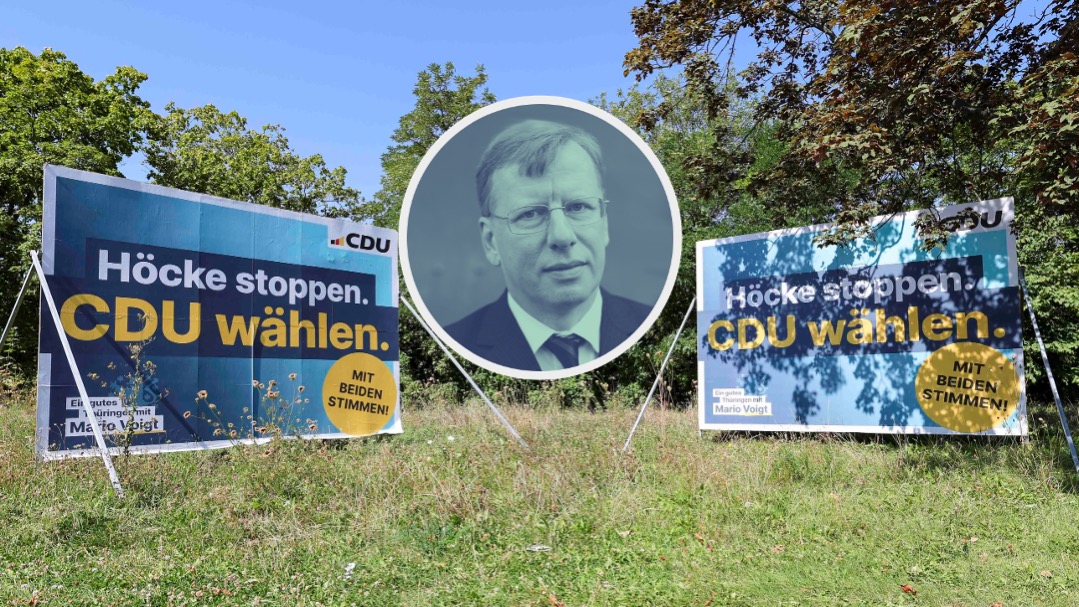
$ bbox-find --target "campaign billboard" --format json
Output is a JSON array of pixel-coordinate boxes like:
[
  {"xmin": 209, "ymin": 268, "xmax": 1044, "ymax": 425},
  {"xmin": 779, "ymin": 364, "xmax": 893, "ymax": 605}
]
[
  {"xmin": 36, "ymin": 165, "xmax": 400, "ymax": 459},
  {"xmin": 697, "ymin": 198, "xmax": 1025, "ymax": 435}
]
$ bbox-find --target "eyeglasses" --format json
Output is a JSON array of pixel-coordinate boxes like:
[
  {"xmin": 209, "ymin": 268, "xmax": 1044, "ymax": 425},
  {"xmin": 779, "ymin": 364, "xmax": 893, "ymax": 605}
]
[{"xmin": 488, "ymin": 198, "xmax": 608, "ymax": 235}]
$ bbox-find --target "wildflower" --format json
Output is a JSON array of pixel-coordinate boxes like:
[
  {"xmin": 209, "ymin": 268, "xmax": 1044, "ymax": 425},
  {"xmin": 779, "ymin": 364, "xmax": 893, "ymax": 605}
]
[
  {"xmin": 343, "ymin": 562, "xmax": 356, "ymax": 581},
  {"xmin": 183, "ymin": 411, "xmax": 192, "ymax": 419},
  {"xmin": 242, "ymin": 407, "xmax": 249, "ymax": 413},
  {"xmin": 197, "ymin": 390, "xmax": 208, "ymax": 399},
  {"xmin": 268, "ymin": 379, "xmax": 277, "ymax": 387},
  {"xmin": 267, "ymin": 391, "xmax": 279, "ymax": 399},
  {"xmin": 427, "ymin": 440, "xmax": 433, "ymax": 445},
  {"xmin": 289, "ymin": 373, "xmax": 297, "ymax": 381},
  {"xmin": 252, "ymin": 380, "xmax": 260, "ymax": 387},
  {"xmin": 208, "ymin": 403, "xmax": 217, "ymax": 410},
  {"xmin": 298, "ymin": 385, "xmax": 305, "ymax": 393},
  {"xmin": 308, "ymin": 423, "xmax": 318, "ymax": 431},
  {"xmin": 448, "ymin": 436, "xmax": 455, "ymax": 442}
]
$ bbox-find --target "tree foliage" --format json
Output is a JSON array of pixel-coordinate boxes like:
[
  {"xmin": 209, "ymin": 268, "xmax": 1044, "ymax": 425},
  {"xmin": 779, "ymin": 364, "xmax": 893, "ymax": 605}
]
[
  {"xmin": 625, "ymin": 0, "xmax": 1077, "ymax": 245},
  {"xmin": 144, "ymin": 103, "xmax": 361, "ymax": 217},
  {"xmin": 0, "ymin": 47, "xmax": 151, "ymax": 364},
  {"xmin": 360, "ymin": 62, "xmax": 495, "ymax": 228}
]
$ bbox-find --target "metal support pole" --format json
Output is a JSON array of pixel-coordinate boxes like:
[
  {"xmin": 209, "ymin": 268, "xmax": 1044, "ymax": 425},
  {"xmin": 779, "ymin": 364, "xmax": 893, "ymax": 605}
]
[
  {"xmin": 1019, "ymin": 268, "xmax": 1079, "ymax": 473},
  {"xmin": 31, "ymin": 251, "xmax": 125, "ymax": 498},
  {"xmin": 0, "ymin": 266, "xmax": 35, "ymax": 353},
  {"xmin": 401, "ymin": 296, "xmax": 529, "ymax": 450},
  {"xmin": 623, "ymin": 296, "xmax": 696, "ymax": 453}
]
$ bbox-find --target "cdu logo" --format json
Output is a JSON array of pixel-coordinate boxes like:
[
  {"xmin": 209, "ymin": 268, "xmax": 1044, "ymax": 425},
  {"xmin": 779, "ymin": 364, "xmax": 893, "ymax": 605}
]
[
  {"xmin": 328, "ymin": 232, "xmax": 393, "ymax": 253},
  {"xmin": 940, "ymin": 209, "xmax": 1004, "ymax": 233}
]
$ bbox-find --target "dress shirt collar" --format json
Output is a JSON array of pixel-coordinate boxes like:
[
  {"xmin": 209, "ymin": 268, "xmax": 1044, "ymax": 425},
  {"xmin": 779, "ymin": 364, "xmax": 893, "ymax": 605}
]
[{"xmin": 506, "ymin": 290, "xmax": 603, "ymax": 358}]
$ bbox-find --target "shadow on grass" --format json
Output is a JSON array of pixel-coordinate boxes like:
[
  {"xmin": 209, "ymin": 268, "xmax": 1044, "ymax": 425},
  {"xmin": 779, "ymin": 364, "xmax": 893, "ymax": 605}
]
[{"xmin": 48, "ymin": 508, "xmax": 137, "ymax": 550}]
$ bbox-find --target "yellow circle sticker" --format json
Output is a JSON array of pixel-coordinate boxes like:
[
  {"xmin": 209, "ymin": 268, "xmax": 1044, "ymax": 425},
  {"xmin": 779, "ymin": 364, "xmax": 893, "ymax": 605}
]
[
  {"xmin": 322, "ymin": 352, "xmax": 397, "ymax": 436},
  {"xmin": 915, "ymin": 342, "xmax": 1019, "ymax": 433}
]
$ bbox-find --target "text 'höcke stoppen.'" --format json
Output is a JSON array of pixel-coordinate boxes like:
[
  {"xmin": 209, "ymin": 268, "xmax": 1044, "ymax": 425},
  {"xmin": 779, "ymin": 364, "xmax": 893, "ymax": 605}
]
[
  {"xmin": 97, "ymin": 249, "xmax": 369, "ymax": 307},
  {"xmin": 55, "ymin": 248, "xmax": 387, "ymax": 352},
  {"xmin": 725, "ymin": 269, "xmax": 970, "ymax": 309}
]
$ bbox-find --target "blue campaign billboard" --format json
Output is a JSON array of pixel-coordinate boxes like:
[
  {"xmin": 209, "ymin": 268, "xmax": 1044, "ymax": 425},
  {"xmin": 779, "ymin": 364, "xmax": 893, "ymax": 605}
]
[
  {"xmin": 36, "ymin": 165, "xmax": 401, "ymax": 459},
  {"xmin": 697, "ymin": 198, "xmax": 1026, "ymax": 435}
]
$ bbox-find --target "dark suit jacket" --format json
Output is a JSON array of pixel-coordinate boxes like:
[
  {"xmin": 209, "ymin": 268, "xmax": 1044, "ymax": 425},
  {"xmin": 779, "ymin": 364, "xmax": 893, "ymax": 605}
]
[{"xmin": 445, "ymin": 289, "xmax": 651, "ymax": 371}]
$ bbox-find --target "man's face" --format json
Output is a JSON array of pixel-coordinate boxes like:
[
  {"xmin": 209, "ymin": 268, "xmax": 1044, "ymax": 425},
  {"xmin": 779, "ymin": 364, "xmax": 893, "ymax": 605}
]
[{"xmin": 479, "ymin": 142, "xmax": 609, "ymax": 322}]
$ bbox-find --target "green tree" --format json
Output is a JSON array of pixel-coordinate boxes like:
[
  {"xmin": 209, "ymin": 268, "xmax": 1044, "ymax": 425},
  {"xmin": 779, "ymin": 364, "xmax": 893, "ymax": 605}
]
[
  {"xmin": 360, "ymin": 62, "xmax": 495, "ymax": 229},
  {"xmin": 626, "ymin": 0, "xmax": 1076, "ymax": 244},
  {"xmin": 0, "ymin": 47, "xmax": 151, "ymax": 367},
  {"xmin": 144, "ymin": 103, "xmax": 361, "ymax": 217}
]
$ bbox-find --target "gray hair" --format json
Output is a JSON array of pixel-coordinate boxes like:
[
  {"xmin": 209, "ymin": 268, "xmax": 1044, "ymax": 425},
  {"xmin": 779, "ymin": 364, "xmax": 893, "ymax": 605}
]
[{"xmin": 475, "ymin": 119, "xmax": 604, "ymax": 216}]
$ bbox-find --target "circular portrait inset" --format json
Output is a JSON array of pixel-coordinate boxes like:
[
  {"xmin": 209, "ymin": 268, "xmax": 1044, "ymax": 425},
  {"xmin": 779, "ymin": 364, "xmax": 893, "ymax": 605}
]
[{"xmin": 400, "ymin": 97, "xmax": 681, "ymax": 380}]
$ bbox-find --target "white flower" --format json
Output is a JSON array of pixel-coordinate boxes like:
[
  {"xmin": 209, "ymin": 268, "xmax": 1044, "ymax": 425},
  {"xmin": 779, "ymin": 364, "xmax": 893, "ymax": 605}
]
[
  {"xmin": 343, "ymin": 562, "xmax": 356, "ymax": 581},
  {"xmin": 447, "ymin": 435, "xmax": 455, "ymax": 441},
  {"xmin": 426, "ymin": 440, "xmax": 433, "ymax": 445}
]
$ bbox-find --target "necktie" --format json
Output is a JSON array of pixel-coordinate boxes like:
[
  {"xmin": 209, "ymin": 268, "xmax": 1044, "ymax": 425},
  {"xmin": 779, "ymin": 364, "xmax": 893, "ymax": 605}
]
[{"xmin": 545, "ymin": 334, "xmax": 584, "ymax": 369}]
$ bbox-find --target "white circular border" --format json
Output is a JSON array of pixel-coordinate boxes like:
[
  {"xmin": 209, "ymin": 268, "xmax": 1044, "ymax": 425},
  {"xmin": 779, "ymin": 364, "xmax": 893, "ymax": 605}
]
[{"xmin": 399, "ymin": 96, "xmax": 682, "ymax": 380}]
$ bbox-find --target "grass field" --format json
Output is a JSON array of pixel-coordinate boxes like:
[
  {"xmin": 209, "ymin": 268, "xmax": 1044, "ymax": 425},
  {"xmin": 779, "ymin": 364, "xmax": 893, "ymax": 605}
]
[{"xmin": 1, "ymin": 389, "xmax": 1077, "ymax": 606}]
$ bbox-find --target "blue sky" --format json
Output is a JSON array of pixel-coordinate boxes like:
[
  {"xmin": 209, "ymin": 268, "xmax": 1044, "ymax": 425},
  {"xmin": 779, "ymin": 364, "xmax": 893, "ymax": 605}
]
[{"xmin": 3, "ymin": 0, "xmax": 674, "ymax": 199}]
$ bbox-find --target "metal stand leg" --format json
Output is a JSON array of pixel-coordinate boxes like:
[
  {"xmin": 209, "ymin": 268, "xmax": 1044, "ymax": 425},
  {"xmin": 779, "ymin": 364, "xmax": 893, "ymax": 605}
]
[
  {"xmin": 623, "ymin": 296, "xmax": 696, "ymax": 453},
  {"xmin": 31, "ymin": 251, "xmax": 125, "ymax": 498},
  {"xmin": 0, "ymin": 266, "xmax": 35, "ymax": 352},
  {"xmin": 401, "ymin": 296, "xmax": 529, "ymax": 450},
  {"xmin": 1019, "ymin": 268, "xmax": 1079, "ymax": 473}
]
